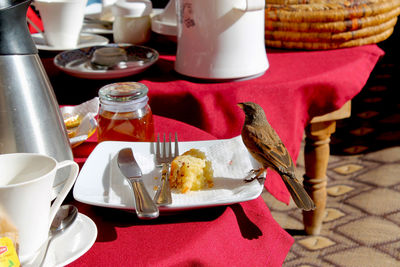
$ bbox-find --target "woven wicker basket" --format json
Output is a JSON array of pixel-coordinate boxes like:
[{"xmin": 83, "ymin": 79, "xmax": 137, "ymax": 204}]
[{"xmin": 265, "ymin": 0, "xmax": 400, "ymax": 49}]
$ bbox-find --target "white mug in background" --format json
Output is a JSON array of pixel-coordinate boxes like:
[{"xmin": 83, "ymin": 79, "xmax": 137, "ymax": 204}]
[
  {"xmin": 112, "ymin": 0, "xmax": 152, "ymax": 45},
  {"xmin": 175, "ymin": 0, "xmax": 269, "ymax": 80},
  {"xmin": 34, "ymin": 0, "xmax": 88, "ymax": 49},
  {"xmin": 0, "ymin": 153, "xmax": 79, "ymax": 264}
]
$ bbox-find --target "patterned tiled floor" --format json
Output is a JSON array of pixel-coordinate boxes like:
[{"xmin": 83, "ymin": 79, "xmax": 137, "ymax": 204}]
[{"xmin": 263, "ymin": 25, "xmax": 400, "ymax": 266}]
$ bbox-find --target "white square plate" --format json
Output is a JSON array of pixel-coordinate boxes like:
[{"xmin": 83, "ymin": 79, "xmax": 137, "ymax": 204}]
[{"xmin": 73, "ymin": 136, "xmax": 264, "ymax": 212}]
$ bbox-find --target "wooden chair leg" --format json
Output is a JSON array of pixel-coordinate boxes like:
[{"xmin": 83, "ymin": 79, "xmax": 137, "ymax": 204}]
[{"xmin": 302, "ymin": 121, "xmax": 336, "ymax": 235}]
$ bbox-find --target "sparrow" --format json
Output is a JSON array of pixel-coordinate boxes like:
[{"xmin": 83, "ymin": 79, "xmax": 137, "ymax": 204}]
[{"xmin": 238, "ymin": 102, "xmax": 315, "ymax": 211}]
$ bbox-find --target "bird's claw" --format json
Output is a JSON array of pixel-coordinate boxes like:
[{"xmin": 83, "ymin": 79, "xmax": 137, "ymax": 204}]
[
  {"xmin": 244, "ymin": 177, "xmax": 255, "ymax": 183},
  {"xmin": 244, "ymin": 176, "xmax": 265, "ymax": 183},
  {"xmin": 244, "ymin": 169, "xmax": 265, "ymax": 183}
]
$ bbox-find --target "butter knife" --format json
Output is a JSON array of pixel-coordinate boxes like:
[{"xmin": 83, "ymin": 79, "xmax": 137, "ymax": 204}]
[{"xmin": 117, "ymin": 148, "xmax": 159, "ymax": 219}]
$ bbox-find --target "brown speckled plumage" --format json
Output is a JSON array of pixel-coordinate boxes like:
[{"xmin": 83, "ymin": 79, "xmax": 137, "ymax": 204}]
[{"xmin": 238, "ymin": 102, "xmax": 315, "ymax": 211}]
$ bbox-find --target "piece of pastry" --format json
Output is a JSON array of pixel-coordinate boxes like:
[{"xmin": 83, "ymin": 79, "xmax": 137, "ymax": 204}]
[
  {"xmin": 169, "ymin": 149, "xmax": 214, "ymax": 193},
  {"xmin": 64, "ymin": 113, "xmax": 81, "ymax": 129}
]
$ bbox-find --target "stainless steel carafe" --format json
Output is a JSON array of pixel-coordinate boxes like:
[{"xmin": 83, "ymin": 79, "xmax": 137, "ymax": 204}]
[{"xmin": 0, "ymin": 0, "xmax": 73, "ymax": 193}]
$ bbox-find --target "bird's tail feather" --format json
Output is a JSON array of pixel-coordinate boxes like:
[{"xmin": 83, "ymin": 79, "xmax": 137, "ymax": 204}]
[{"xmin": 281, "ymin": 175, "xmax": 315, "ymax": 211}]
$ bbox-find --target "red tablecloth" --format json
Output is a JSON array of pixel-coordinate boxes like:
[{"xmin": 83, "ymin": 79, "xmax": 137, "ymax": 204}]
[
  {"xmin": 68, "ymin": 115, "xmax": 293, "ymax": 267},
  {"xmin": 138, "ymin": 45, "xmax": 384, "ymax": 204},
  {"xmin": 46, "ymin": 44, "xmax": 383, "ymax": 266},
  {"xmin": 27, "ymin": 7, "xmax": 44, "ymax": 34},
  {"xmin": 47, "ymin": 44, "xmax": 384, "ymax": 205}
]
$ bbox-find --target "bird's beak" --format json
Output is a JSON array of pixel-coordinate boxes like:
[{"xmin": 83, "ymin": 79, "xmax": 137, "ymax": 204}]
[{"xmin": 237, "ymin": 103, "xmax": 244, "ymax": 110}]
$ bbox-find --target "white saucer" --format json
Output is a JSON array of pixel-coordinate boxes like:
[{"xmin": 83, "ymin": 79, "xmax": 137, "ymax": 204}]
[
  {"xmin": 150, "ymin": 1, "xmax": 177, "ymax": 37},
  {"xmin": 54, "ymin": 44, "xmax": 159, "ymax": 79},
  {"xmin": 23, "ymin": 213, "xmax": 97, "ymax": 267},
  {"xmin": 81, "ymin": 23, "xmax": 113, "ymax": 35},
  {"xmin": 151, "ymin": 13, "xmax": 177, "ymax": 37},
  {"xmin": 82, "ymin": 5, "xmax": 114, "ymax": 34},
  {"xmin": 32, "ymin": 33, "xmax": 109, "ymax": 51}
]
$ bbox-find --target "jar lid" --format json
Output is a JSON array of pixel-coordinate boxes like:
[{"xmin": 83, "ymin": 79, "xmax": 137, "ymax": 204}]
[
  {"xmin": 99, "ymin": 82, "xmax": 149, "ymax": 112},
  {"xmin": 112, "ymin": 0, "xmax": 152, "ymax": 18},
  {"xmin": 99, "ymin": 82, "xmax": 148, "ymax": 102}
]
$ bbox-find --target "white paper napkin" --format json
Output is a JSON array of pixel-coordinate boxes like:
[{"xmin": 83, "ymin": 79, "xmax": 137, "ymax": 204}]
[
  {"xmin": 61, "ymin": 97, "xmax": 99, "ymax": 146},
  {"xmin": 106, "ymin": 136, "xmax": 264, "ymax": 208}
]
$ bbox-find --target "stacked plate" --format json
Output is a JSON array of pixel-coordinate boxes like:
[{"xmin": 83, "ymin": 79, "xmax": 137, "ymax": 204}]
[
  {"xmin": 265, "ymin": 0, "xmax": 400, "ymax": 49},
  {"xmin": 150, "ymin": 0, "xmax": 177, "ymax": 40}
]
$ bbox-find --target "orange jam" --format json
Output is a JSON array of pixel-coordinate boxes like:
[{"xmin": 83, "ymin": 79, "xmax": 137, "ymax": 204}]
[
  {"xmin": 97, "ymin": 82, "xmax": 155, "ymax": 142},
  {"xmin": 97, "ymin": 109, "xmax": 154, "ymax": 142}
]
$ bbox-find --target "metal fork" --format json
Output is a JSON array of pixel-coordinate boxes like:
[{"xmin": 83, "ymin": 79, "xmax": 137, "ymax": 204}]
[{"xmin": 154, "ymin": 133, "xmax": 179, "ymax": 206}]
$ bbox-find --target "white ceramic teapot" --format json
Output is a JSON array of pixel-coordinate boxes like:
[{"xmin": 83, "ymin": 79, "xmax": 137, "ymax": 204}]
[{"xmin": 174, "ymin": 0, "xmax": 269, "ymax": 80}]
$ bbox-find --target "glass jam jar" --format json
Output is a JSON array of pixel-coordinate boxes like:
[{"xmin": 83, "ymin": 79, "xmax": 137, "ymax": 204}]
[{"xmin": 97, "ymin": 82, "xmax": 155, "ymax": 142}]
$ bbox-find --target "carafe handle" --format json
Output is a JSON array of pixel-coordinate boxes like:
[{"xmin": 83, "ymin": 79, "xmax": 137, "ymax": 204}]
[
  {"xmin": 234, "ymin": 0, "xmax": 265, "ymax": 11},
  {"xmin": 0, "ymin": 0, "xmax": 37, "ymax": 55}
]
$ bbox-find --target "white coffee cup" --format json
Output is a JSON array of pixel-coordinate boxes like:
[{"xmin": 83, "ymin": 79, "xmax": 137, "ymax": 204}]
[
  {"xmin": 112, "ymin": 0, "xmax": 153, "ymax": 45},
  {"xmin": 175, "ymin": 0, "xmax": 269, "ymax": 80},
  {"xmin": 34, "ymin": 0, "xmax": 88, "ymax": 49},
  {"xmin": 0, "ymin": 153, "xmax": 79, "ymax": 264}
]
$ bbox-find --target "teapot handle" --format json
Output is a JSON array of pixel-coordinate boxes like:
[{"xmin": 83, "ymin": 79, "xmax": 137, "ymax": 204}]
[{"xmin": 234, "ymin": 0, "xmax": 265, "ymax": 11}]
